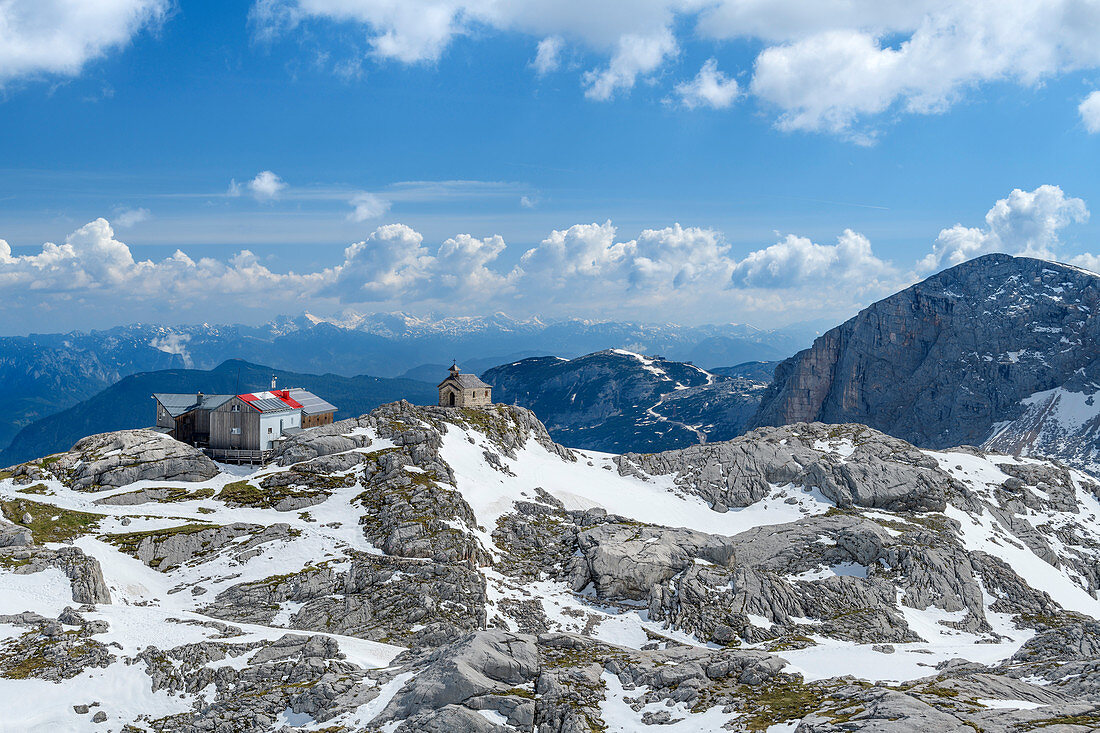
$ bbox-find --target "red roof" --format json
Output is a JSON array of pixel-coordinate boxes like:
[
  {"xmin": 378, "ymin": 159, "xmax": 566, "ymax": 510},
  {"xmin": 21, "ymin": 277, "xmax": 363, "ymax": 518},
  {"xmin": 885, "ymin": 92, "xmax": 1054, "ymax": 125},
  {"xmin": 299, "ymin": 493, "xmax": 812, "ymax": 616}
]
[{"xmin": 237, "ymin": 390, "xmax": 304, "ymax": 411}]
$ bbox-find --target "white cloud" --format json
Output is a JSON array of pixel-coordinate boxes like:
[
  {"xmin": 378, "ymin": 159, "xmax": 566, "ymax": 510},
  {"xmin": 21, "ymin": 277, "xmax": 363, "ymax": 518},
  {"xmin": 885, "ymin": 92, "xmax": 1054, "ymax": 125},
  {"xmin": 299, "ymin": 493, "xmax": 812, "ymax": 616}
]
[
  {"xmin": 918, "ymin": 185, "xmax": 1089, "ymax": 272},
  {"xmin": 519, "ymin": 195, "xmax": 536, "ymax": 209},
  {"xmin": 0, "ymin": 218, "xmax": 324, "ymax": 302},
  {"xmin": 114, "ymin": 207, "xmax": 151, "ymax": 227},
  {"xmin": 583, "ymin": 30, "xmax": 677, "ymax": 101},
  {"xmin": 746, "ymin": 2, "xmax": 1100, "ymax": 136},
  {"xmin": 331, "ymin": 224, "xmax": 432, "ymax": 300},
  {"xmin": 532, "ymin": 36, "xmax": 563, "ymax": 75},
  {"xmin": 327, "ymin": 224, "xmax": 511, "ymax": 302},
  {"xmin": 247, "ymin": 170, "xmax": 287, "ymax": 201},
  {"xmin": 518, "ymin": 221, "xmax": 734, "ymax": 296},
  {"xmin": 348, "ymin": 192, "xmax": 391, "ymax": 221},
  {"xmin": 1069, "ymin": 253, "xmax": 1100, "ymax": 273},
  {"xmin": 625, "ymin": 224, "xmax": 732, "ymax": 289},
  {"xmin": 1, "ymin": 187, "xmax": 1093, "ymax": 328},
  {"xmin": 673, "ymin": 58, "xmax": 739, "ymax": 109},
  {"xmin": 1080, "ymin": 91, "xmax": 1100, "ymax": 133},
  {"xmin": 434, "ymin": 233, "xmax": 510, "ymax": 295},
  {"xmin": 730, "ymin": 229, "xmax": 895, "ymax": 290},
  {"xmin": 249, "ymin": 0, "xmax": 1100, "ymax": 137},
  {"xmin": 518, "ymin": 220, "xmax": 628, "ymax": 284},
  {"xmin": 0, "ymin": 0, "xmax": 168, "ymax": 86}
]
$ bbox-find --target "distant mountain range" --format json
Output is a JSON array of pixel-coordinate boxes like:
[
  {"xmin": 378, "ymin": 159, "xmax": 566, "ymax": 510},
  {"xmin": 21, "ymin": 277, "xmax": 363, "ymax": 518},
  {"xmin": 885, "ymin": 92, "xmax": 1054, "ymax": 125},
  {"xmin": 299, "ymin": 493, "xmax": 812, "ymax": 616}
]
[
  {"xmin": 0, "ymin": 360, "xmax": 436, "ymax": 468},
  {"xmin": 752, "ymin": 254, "xmax": 1100, "ymax": 475},
  {"xmin": 0, "ymin": 313, "xmax": 822, "ymax": 452},
  {"xmin": 483, "ymin": 350, "xmax": 771, "ymax": 453},
  {"xmin": 10, "ymin": 255, "xmax": 1100, "ymax": 474}
]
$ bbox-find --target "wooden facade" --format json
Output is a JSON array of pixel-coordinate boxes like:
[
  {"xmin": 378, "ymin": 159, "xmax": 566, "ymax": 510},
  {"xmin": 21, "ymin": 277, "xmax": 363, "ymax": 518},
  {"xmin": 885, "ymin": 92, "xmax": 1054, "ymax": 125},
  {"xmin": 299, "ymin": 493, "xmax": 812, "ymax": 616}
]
[
  {"xmin": 154, "ymin": 387, "xmax": 335, "ymax": 461},
  {"xmin": 301, "ymin": 411, "xmax": 334, "ymax": 429},
  {"xmin": 155, "ymin": 395, "xmax": 218, "ymax": 446},
  {"xmin": 209, "ymin": 397, "xmax": 261, "ymax": 451}
]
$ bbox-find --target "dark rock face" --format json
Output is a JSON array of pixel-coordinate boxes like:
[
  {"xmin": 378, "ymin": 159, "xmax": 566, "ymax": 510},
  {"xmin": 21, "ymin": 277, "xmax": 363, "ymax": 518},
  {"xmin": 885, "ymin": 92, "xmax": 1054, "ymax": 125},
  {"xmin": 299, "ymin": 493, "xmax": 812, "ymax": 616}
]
[
  {"xmin": 752, "ymin": 254, "xmax": 1100, "ymax": 456},
  {"xmin": 483, "ymin": 350, "xmax": 769, "ymax": 453}
]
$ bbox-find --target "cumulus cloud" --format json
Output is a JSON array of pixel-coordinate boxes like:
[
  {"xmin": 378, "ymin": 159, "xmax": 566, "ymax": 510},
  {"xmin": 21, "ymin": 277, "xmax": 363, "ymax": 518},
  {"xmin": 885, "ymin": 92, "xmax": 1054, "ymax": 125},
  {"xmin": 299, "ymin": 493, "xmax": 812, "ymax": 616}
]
[
  {"xmin": 228, "ymin": 171, "xmax": 289, "ymax": 201},
  {"xmin": 114, "ymin": 207, "xmax": 151, "ymax": 227},
  {"xmin": 918, "ymin": 185, "xmax": 1090, "ymax": 273},
  {"xmin": 249, "ymin": 0, "xmax": 1100, "ymax": 137},
  {"xmin": 1080, "ymin": 91, "xmax": 1100, "ymax": 133},
  {"xmin": 2, "ymin": 186, "xmax": 1094, "ymax": 328},
  {"xmin": 348, "ymin": 192, "xmax": 391, "ymax": 222},
  {"xmin": 328, "ymin": 224, "xmax": 511, "ymax": 302},
  {"xmin": 583, "ymin": 30, "xmax": 677, "ymax": 101},
  {"xmin": 518, "ymin": 221, "xmax": 736, "ymax": 298},
  {"xmin": 518, "ymin": 221, "xmax": 628, "ymax": 284},
  {"xmin": 741, "ymin": 1, "xmax": 1100, "ymax": 136},
  {"xmin": 331, "ymin": 224, "xmax": 432, "ymax": 300},
  {"xmin": 673, "ymin": 58, "xmax": 739, "ymax": 109},
  {"xmin": 730, "ymin": 229, "xmax": 895, "ymax": 291},
  {"xmin": 247, "ymin": 170, "xmax": 287, "ymax": 200},
  {"xmin": 0, "ymin": 0, "xmax": 168, "ymax": 86},
  {"xmin": 625, "ymin": 224, "xmax": 732, "ymax": 289}
]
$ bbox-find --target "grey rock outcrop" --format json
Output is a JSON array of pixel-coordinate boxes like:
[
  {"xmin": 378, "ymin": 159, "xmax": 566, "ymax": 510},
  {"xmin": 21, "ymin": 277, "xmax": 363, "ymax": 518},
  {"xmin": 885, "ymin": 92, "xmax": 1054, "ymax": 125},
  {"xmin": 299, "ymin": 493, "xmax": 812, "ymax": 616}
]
[
  {"xmin": 109, "ymin": 522, "xmax": 285, "ymax": 571},
  {"xmin": 618, "ymin": 422, "xmax": 954, "ymax": 512},
  {"xmin": 12, "ymin": 429, "xmax": 219, "ymax": 491},
  {"xmin": 2, "ymin": 545, "xmax": 112, "ymax": 604},
  {"xmin": 569, "ymin": 523, "xmax": 736, "ymax": 600}
]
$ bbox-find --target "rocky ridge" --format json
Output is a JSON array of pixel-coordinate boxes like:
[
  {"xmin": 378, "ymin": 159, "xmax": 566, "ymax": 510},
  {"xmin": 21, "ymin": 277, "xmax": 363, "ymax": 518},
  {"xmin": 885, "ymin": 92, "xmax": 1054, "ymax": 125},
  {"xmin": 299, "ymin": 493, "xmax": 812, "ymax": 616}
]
[
  {"xmin": 483, "ymin": 349, "xmax": 770, "ymax": 453},
  {"xmin": 752, "ymin": 254, "xmax": 1100, "ymax": 477},
  {"xmin": 0, "ymin": 400, "xmax": 1099, "ymax": 730}
]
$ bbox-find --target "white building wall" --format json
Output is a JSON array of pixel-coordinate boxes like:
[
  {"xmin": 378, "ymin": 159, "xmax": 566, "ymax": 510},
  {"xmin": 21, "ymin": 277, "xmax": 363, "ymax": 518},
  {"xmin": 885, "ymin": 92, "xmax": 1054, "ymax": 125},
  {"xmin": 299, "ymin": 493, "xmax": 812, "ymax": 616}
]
[{"xmin": 259, "ymin": 409, "xmax": 301, "ymax": 450}]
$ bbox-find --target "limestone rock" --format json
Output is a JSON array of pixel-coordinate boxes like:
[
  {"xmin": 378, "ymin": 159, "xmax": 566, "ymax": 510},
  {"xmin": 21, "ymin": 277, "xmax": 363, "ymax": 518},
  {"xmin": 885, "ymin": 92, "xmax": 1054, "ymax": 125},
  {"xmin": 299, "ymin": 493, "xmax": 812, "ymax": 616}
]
[
  {"xmin": 618, "ymin": 422, "xmax": 952, "ymax": 512},
  {"xmin": 14, "ymin": 429, "xmax": 218, "ymax": 491},
  {"xmin": 752, "ymin": 255, "xmax": 1100, "ymax": 471}
]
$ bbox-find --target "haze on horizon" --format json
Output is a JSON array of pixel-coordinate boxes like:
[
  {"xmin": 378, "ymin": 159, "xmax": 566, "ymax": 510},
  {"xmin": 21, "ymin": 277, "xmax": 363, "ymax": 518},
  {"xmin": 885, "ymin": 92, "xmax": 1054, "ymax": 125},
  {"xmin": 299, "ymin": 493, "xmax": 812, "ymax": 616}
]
[{"xmin": 1, "ymin": 1, "xmax": 1099, "ymax": 334}]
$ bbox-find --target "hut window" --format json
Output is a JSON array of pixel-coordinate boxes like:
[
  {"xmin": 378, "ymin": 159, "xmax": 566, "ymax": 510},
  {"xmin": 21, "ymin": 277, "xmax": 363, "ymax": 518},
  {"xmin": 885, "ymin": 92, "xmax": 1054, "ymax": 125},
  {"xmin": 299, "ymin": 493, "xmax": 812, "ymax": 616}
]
[{"xmin": 231, "ymin": 427, "xmax": 241, "ymax": 435}]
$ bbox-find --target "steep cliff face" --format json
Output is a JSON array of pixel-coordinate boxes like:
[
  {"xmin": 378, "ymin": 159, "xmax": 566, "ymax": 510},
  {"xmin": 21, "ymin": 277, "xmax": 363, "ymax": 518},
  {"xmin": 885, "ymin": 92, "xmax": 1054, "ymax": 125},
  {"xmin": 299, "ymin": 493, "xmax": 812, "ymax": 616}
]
[{"xmin": 752, "ymin": 254, "xmax": 1100, "ymax": 458}]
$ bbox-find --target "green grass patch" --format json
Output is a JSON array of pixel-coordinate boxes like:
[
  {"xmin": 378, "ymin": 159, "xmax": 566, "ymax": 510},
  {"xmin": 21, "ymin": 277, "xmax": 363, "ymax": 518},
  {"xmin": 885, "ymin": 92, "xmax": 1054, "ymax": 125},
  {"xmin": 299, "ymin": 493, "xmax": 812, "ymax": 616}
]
[
  {"xmin": 736, "ymin": 677, "xmax": 828, "ymax": 731},
  {"xmin": 216, "ymin": 481, "xmax": 266, "ymax": 506},
  {"xmin": 218, "ymin": 479, "xmax": 328, "ymax": 509},
  {"xmin": 1018, "ymin": 714, "xmax": 1100, "ymax": 729},
  {"xmin": 15, "ymin": 484, "xmax": 51, "ymax": 496},
  {"xmin": 0, "ymin": 499, "xmax": 102, "ymax": 543},
  {"xmin": 0, "ymin": 555, "xmax": 31, "ymax": 569}
]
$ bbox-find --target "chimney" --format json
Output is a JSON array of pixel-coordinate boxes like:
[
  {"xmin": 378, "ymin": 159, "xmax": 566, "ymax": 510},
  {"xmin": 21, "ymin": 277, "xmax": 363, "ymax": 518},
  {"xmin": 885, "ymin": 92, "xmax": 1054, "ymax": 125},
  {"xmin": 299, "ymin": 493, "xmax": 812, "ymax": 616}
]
[{"xmin": 271, "ymin": 374, "xmax": 277, "ymax": 390}]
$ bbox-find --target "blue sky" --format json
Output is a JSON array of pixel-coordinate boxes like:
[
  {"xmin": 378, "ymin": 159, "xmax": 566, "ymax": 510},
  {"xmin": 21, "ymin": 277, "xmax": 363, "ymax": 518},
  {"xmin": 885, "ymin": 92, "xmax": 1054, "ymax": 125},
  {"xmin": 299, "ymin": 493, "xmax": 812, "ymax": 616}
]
[{"xmin": 1, "ymin": 1, "xmax": 1100, "ymax": 334}]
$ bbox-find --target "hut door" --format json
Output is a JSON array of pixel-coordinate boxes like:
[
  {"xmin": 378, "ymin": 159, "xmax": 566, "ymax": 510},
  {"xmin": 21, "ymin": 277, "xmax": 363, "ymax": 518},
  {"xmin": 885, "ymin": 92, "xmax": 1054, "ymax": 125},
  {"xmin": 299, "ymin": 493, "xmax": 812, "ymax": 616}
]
[{"xmin": 449, "ymin": 392, "xmax": 456, "ymax": 406}]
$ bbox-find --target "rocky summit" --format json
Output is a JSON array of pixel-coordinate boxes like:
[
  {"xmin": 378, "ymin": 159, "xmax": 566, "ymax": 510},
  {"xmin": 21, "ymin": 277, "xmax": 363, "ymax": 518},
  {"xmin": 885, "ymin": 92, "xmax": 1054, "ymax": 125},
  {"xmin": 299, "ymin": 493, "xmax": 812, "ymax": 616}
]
[
  {"xmin": 753, "ymin": 254, "xmax": 1100, "ymax": 476},
  {"xmin": 2, "ymin": 401, "xmax": 1100, "ymax": 731}
]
